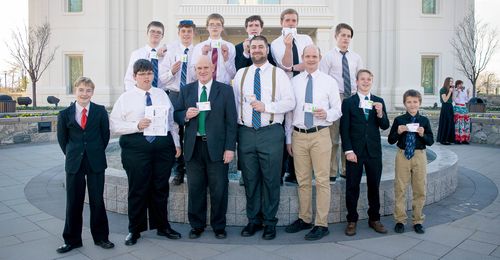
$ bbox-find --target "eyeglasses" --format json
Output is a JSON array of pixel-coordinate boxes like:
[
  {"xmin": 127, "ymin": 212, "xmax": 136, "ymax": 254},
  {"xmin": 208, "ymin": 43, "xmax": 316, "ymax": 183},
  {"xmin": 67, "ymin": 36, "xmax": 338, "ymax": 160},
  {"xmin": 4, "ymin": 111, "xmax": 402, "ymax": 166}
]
[
  {"xmin": 208, "ymin": 24, "xmax": 223, "ymax": 29},
  {"xmin": 148, "ymin": 29, "xmax": 163, "ymax": 35},
  {"xmin": 136, "ymin": 72, "xmax": 154, "ymax": 77}
]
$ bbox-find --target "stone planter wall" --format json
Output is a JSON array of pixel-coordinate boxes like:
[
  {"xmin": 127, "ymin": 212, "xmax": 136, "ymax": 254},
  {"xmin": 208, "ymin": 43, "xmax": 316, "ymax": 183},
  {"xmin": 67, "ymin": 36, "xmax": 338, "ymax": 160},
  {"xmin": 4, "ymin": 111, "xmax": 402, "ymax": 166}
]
[{"xmin": 0, "ymin": 116, "xmax": 58, "ymax": 145}]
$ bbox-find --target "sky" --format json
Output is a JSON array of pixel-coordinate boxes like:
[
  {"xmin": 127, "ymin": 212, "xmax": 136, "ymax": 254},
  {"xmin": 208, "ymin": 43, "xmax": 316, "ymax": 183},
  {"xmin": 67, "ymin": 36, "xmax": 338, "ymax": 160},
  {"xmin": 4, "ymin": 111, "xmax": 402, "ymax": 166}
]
[{"xmin": 0, "ymin": 1, "xmax": 499, "ymax": 81}]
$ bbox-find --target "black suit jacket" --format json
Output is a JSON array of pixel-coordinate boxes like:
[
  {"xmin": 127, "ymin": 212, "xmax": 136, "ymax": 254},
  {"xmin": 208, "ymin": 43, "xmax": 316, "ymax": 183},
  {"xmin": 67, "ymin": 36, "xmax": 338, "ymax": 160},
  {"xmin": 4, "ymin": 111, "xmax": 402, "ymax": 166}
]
[
  {"xmin": 57, "ymin": 102, "xmax": 110, "ymax": 174},
  {"xmin": 340, "ymin": 94, "xmax": 390, "ymax": 158},
  {"xmin": 235, "ymin": 42, "xmax": 276, "ymax": 71},
  {"xmin": 174, "ymin": 80, "xmax": 237, "ymax": 162}
]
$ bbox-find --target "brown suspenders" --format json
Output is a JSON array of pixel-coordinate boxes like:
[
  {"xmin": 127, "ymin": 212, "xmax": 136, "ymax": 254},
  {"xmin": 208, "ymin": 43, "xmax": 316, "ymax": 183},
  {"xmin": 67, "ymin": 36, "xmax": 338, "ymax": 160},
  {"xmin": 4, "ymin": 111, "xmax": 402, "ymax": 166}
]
[{"xmin": 239, "ymin": 66, "xmax": 276, "ymax": 125}]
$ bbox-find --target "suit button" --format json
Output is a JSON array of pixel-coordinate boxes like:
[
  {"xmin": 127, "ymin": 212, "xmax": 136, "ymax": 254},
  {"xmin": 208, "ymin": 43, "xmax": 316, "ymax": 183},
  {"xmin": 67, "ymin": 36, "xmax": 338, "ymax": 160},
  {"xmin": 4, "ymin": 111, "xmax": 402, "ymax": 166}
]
[{"xmin": 80, "ymin": 153, "xmax": 83, "ymax": 156}]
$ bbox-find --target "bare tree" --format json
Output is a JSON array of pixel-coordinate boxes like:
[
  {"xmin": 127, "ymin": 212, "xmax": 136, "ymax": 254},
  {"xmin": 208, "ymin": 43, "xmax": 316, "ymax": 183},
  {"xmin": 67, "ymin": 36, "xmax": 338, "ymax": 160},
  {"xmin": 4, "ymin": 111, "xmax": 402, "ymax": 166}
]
[
  {"xmin": 5, "ymin": 23, "xmax": 58, "ymax": 107},
  {"xmin": 450, "ymin": 8, "xmax": 498, "ymax": 98}
]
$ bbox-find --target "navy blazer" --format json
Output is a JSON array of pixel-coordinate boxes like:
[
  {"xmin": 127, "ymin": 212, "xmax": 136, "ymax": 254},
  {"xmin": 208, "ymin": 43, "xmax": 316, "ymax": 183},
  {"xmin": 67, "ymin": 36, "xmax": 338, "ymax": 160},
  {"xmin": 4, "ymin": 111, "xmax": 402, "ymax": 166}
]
[
  {"xmin": 174, "ymin": 80, "xmax": 237, "ymax": 162},
  {"xmin": 235, "ymin": 42, "xmax": 276, "ymax": 71},
  {"xmin": 57, "ymin": 102, "xmax": 110, "ymax": 174},
  {"xmin": 340, "ymin": 94, "xmax": 390, "ymax": 158}
]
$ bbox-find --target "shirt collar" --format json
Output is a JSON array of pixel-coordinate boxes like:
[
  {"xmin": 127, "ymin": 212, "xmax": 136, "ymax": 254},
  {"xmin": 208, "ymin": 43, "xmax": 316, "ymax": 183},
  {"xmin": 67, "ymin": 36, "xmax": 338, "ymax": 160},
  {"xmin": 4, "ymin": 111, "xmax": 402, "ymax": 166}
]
[
  {"xmin": 75, "ymin": 102, "xmax": 89, "ymax": 113},
  {"xmin": 133, "ymin": 85, "xmax": 152, "ymax": 95},
  {"xmin": 179, "ymin": 41, "xmax": 193, "ymax": 51},
  {"xmin": 404, "ymin": 111, "xmax": 420, "ymax": 118},
  {"xmin": 252, "ymin": 61, "xmax": 270, "ymax": 72},
  {"xmin": 357, "ymin": 92, "xmax": 371, "ymax": 100},
  {"xmin": 305, "ymin": 69, "xmax": 320, "ymax": 79},
  {"xmin": 198, "ymin": 79, "xmax": 213, "ymax": 90},
  {"xmin": 335, "ymin": 46, "xmax": 350, "ymax": 54},
  {"xmin": 145, "ymin": 44, "xmax": 159, "ymax": 52}
]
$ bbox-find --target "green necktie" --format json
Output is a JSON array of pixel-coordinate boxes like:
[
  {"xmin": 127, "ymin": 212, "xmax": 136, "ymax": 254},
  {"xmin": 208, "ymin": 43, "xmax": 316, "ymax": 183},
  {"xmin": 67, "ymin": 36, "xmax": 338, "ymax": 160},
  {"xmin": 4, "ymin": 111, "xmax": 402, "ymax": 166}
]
[{"xmin": 198, "ymin": 86, "xmax": 207, "ymax": 135}]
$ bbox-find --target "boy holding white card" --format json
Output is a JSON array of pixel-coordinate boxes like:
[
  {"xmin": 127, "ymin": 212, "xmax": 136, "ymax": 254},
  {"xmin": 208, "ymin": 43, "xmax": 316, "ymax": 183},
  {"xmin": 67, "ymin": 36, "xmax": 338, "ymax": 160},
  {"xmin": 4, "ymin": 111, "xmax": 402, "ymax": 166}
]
[{"xmin": 388, "ymin": 89, "xmax": 434, "ymax": 234}]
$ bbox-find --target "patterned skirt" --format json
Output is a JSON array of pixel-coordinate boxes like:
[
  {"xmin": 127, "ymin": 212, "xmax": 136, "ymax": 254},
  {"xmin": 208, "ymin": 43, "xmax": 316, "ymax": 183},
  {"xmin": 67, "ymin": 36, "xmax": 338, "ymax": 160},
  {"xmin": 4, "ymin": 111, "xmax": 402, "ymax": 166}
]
[{"xmin": 454, "ymin": 103, "xmax": 470, "ymax": 142}]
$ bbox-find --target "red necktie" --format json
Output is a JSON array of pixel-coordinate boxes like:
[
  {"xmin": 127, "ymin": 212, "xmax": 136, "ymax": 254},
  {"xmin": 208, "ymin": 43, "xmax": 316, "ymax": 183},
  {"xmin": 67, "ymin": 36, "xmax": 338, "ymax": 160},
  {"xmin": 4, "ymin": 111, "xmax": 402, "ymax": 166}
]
[
  {"xmin": 81, "ymin": 108, "xmax": 87, "ymax": 129},
  {"xmin": 211, "ymin": 48, "xmax": 218, "ymax": 81}
]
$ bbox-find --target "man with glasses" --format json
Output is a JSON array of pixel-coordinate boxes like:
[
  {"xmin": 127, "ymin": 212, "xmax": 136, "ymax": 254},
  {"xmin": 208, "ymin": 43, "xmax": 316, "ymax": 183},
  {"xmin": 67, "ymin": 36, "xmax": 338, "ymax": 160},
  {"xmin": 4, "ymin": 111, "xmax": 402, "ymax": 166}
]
[
  {"xmin": 124, "ymin": 21, "xmax": 168, "ymax": 91},
  {"xmin": 191, "ymin": 13, "xmax": 236, "ymax": 85}
]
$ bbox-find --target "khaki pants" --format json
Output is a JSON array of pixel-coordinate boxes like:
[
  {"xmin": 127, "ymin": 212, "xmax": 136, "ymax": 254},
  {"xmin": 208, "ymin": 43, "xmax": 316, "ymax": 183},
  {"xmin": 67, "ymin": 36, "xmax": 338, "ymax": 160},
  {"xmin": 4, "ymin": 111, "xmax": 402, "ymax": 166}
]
[
  {"xmin": 292, "ymin": 127, "xmax": 332, "ymax": 227},
  {"xmin": 394, "ymin": 149, "xmax": 427, "ymax": 225},
  {"xmin": 330, "ymin": 95, "xmax": 345, "ymax": 177}
]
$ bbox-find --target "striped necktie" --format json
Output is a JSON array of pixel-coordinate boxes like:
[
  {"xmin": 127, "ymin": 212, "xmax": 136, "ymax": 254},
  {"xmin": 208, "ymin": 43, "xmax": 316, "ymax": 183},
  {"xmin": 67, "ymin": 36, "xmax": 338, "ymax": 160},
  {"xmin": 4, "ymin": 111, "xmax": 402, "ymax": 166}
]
[
  {"xmin": 145, "ymin": 92, "xmax": 156, "ymax": 143},
  {"xmin": 180, "ymin": 48, "xmax": 188, "ymax": 89},
  {"xmin": 252, "ymin": 68, "xmax": 261, "ymax": 129},
  {"xmin": 151, "ymin": 49, "xmax": 158, "ymax": 88},
  {"xmin": 341, "ymin": 51, "xmax": 351, "ymax": 97}
]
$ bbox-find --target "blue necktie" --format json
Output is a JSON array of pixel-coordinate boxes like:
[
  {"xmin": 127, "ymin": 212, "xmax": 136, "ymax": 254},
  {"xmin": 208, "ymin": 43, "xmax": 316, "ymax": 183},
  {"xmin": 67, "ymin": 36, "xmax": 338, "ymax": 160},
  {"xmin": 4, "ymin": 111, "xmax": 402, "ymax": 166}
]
[
  {"xmin": 405, "ymin": 116, "xmax": 417, "ymax": 160},
  {"xmin": 252, "ymin": 68, "xmax": 261, "ymax": 130},
  {"xmin": 151, "ymin": 49, "xmax": 158, "ymax": 88},
  {"xmin": 341, "ymin": 51, "xmax": 351, "ymax": 97},
  {"xmin": 180, "ymin": 48, "xmax": 188, "ymax": 89},
  {"xmin": 145, "ymin": 92, "xmax": 156, "ymax": 143},
  {"xmin": 304, "ymin": 74, "xmax": 313, "ymax": 129},
  {"xmin": 364, "ymin": 96, "xmax": 370, "ymax": 120}
]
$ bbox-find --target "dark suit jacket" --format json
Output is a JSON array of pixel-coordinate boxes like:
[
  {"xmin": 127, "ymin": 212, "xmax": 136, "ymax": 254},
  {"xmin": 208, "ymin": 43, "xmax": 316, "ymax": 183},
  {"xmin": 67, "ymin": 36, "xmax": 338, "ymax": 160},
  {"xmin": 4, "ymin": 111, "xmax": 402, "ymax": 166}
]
[
  {"xmin": 235, "ymin": 42, "xmax": 276, "ymax": 71},
  {"xmin": 57, "ymin": 102, "xmax": 110, "ymax": 174},
  {"xmin": 174, "ymin": 80, "xmax": 237, "ymax": 162},
  {"xmin": 340, "ymin": 94, "xmax": 390, "ymax": 158}
]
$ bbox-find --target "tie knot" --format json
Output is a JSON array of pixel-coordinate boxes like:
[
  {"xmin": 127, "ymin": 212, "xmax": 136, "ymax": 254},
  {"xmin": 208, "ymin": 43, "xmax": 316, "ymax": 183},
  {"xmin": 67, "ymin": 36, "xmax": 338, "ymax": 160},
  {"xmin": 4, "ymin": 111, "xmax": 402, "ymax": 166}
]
[
  {"xmin": 145, "ymin": 92, "xmax": 150, "ymax": 96},
  {"xmin": 365, "ymin": 96, "xmax": 369, "ymax": 100},
  {"xmin": 340, "ymin": 50, "xmax": 348, "ymax": 56},
  {"xmin": 411, "ymin": 116, "xmax": 416, "ymax": 123},
  {"xmin": 82, "ymin": 107, "xmax": 87, "ymax": 113},
  {"xmin": 256, "ymin": 68, "xmax": 261, "ymax": 73},
  {"xmin": 307, "ymin": 74, "xmax": 312, "ymax": 79},
  {"xmin": 184, "ymin": 48, "xmax": 189, "ymax": 54},
  {"xmin": 202, "ymin": 86, "xmax": 206, "ymax": 90},
  {"xmin": 152, "ymin": 48, "xmax": 156, "ymax": 52}
]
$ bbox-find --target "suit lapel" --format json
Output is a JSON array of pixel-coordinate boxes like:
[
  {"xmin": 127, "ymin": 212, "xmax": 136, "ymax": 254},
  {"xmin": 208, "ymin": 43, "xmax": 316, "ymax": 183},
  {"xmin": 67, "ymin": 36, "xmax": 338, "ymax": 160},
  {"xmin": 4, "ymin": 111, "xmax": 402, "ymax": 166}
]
[
  {"xmin": 67, "ymin": 103, "xmax": 80, "ymax": 129},
  {"xmin": 86, "ymin": 102, "xmax": 97, "ymax": 129},
  {"xmin": 353, "ymin": 94, "xmax": 365, "ymax": 119},
  {"xmin": 206, "ymin": 82, "xmax": 221, "ymax": 119},
  {"xmin": 189, "ymin": 82, "xmax": 199, "ymax": 108}
]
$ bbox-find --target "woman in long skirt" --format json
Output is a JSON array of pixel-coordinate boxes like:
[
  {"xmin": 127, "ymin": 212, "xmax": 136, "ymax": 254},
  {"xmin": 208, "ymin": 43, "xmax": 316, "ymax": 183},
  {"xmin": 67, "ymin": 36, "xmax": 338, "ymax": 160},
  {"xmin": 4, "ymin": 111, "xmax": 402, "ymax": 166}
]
[
  {"xmin": 437, "ymin": 77, "xmax": 455, "ymax": 145},
  {"xmin": 453, "ymin": 80, "xmax": 471, "ymax": 144}
]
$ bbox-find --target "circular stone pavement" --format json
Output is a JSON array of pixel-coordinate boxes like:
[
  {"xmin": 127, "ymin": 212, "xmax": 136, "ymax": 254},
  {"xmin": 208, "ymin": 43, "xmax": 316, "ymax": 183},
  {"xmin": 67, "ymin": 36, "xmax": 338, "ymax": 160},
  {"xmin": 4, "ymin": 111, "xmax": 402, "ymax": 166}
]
[{"xmin": 25, "ymin": 165, "xmax": 497, "ymax": 245}]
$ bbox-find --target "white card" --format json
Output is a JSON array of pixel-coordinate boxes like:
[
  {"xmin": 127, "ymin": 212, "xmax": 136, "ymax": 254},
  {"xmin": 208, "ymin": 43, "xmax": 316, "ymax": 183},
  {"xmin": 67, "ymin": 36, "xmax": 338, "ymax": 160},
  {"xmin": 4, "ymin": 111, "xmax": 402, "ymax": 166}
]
[
  {"xmin": 144, "ymin": 105, "xmax": 168, "ymax": 136},
  {"xmin": 196, "ymin": 101, "xmax": 211, "ymax": 111},
  {"xmin": 303, "ymin": 103, "xmax": 315, "ymax": 113},
  {"xmin": 180, "ymin": 54, "xmax": 188, "ymax": 63},
  {"xmin": 282, "ymin": 27, "xmax": 297, "ymax": 38},
  {"xmin": 248, "ymin": 34, "xmax": 255, "ymax": 40},
  {"xmin": 244, "ymin": 94, "xmax": 256, "ymax": 103},
  {"xmin": 406, "ymin": 123, "xmax": 420, "ymax": 132},
  {"xmin": 149, "ymin": 49, "xmax": 158, "ymax": 60},
  {"xmin": 359, "ymin": 99, "xmax": 374, "ymax": 110},
  {"xmin": 210, "ymin": 40, "xmax": 222, "ymax": 49}
]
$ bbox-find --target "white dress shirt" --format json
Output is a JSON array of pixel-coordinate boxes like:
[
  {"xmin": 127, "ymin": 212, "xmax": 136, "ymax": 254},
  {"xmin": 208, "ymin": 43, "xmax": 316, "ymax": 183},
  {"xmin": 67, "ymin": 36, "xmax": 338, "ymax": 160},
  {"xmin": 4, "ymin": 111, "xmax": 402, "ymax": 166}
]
[
  {"xmin": 319, "ymin": 47, "xmax": 364, "ymax": 95},
  {"xmin": 124, "ymin": 45, "xmax": 167, "ymax": 91},
  {"xmin": 285, "ymin": 70, "xmax": 342, "ymax": 144},
  {"xmin": 233, "ymin": 62, "xmax": 295, "ymax": 127},
  {"xmin": 159, "ymin": 41, "xmax": 195, "ymax": 92},
  {"xmin": 198, "ymin": 79, "xmax": 212, "ymax": 101},
  {"xmin": 191, "ymin": 38, "xmax": 236, "ymax": 85},
  {"xmin": 453, "ymin": 89, "xmax": 470, "ymax": 104},
  {"xmin": 110, "ymin": 86, "xmax": 180, "ymax": 147},
  {"xmin": 75, "ymin": 102, "xmax": 89, "ymax": 127},
  {"xmin": 271, "ymin": 33, "xmax": 313, "ymax": 78}
]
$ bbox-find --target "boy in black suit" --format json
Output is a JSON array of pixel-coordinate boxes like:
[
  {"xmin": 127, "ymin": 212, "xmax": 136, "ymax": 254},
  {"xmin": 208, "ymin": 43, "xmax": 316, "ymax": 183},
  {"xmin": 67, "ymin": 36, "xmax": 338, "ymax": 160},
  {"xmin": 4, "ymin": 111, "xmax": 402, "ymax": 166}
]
[
  {"xmin": 388, "ymin": 89, "xmax": 434, "ymax": 234},
  {"xmin": 56, "ymin": 77, "xmax": 114, "ymax": 253},
  {"xmin": 340, "ymin": 69, "xmax": 390, "ymax": 236}
]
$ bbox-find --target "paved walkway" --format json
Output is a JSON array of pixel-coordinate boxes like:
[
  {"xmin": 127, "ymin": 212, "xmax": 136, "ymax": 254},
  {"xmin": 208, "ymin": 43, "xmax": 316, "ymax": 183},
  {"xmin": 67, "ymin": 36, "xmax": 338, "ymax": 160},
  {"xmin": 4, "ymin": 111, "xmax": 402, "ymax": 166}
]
[{"xmin": 0, "ymin": 142, "xmax": 499, "ymax": 259}]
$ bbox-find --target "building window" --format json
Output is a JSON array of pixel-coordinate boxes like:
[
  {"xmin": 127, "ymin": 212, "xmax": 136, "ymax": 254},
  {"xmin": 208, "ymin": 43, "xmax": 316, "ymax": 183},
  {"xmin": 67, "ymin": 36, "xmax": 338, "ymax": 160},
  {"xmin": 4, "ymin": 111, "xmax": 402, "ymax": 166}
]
[
  {"xmin": 66, "ymin": 55, "xmax": 83, "ymax": 94},
  {"xmin": 422, "ymin": 0, "xmax": 437, "ymax": 14},
  {"xmin": 228, "ymin": 0, "xmax": 280, "ymax": 4},
  {"xmin": 421, "ymin": 56, "xmax": 437, "ymax": 95},
  {"xmin": 66, "ymin": 0, "xmax": 82, "ymax": 12}
]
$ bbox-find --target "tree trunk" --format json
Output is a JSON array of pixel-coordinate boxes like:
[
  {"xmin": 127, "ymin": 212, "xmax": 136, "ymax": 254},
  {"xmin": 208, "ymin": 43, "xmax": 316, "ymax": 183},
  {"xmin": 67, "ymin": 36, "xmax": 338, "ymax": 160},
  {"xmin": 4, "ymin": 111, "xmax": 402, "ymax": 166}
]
[{"xmin": 32, "ymin": 81, "xmax": 37, "ymax": 108}]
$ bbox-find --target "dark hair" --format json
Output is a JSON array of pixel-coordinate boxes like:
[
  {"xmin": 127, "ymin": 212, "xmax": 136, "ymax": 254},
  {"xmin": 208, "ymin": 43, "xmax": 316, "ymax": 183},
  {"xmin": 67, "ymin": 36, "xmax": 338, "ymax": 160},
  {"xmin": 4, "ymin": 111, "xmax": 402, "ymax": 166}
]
[
  {"xmin": 245, "ymin": 15, "xmax": 264, "ymax": 28},
  {"xmin": 442, "ymin": 77, "xmax": 453, "ymax": 91},
  {"xmin": 403, "ymin": 89, "xmax": 422, "ymax": 104},
  {"xmin": 455, "ymin": 80, "xmax": 463, "ymax": 87},
  {"xmin": 147, "ymin": 21, "xmax": 164, "ymax": 35},
  {"xmin": 178, "ymin": 20, "xmax": 196, "ymax": 30},
  {"xmin": 206, "ymin": 13, "xmax": 224, "ymax": 27},
  {"xmin": 133, "ymin": 59, "xmax": 153, "ymax": 75},
  {"xmin": 249, "ymin": 35, "xmax": 269, "ymax": 46},
  {"xmin": 335, "ymin": 23, "xmax": 354, "ymax": 38},
  {"xmin": 356, "ymin": 69, "xmax": 373, "ymax": 80},
  {"xmin": 280, "ymin": 8, "xmax": 299, "ymax": 23}
]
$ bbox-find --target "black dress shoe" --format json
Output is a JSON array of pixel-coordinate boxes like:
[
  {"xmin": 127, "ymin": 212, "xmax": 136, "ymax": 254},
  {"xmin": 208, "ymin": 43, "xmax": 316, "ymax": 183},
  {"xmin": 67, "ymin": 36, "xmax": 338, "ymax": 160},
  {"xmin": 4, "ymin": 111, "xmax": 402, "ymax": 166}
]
[
  {"xmin": 394, "ymin": 223, "xmax": 405, "ymax": 233},
  {"xmin": 285, "ymin": 218, "xmax": 313, "ymax": 233},
  {"xmin": 172, "ymin": 173, "xmax": 184, "ymax": 185},
  {"xmin": 94, "ymin": 240, "xmax": 115, "ymax": 249},
  {"xmin": 241, "ymin": 223, "xmax": 263, "ymax": 237},
  {"xmin": 304, "ymin": 226, "xmax": 329, "ymax": 241},
  {"xmin": 462, "ymin": 141, "xmax": 470, "ymax": 145},
  {"xmin": 284, "ymin": 176, "xmax": 298, "ymax": 184},
  {"xmin": 214, "ymin": 229, "xmax": 227, "ymax": 239},
  {"xmin": 414, "ymin": 224, "xmax": 425, "ymax": 234},
  {"xmin": 56, "ymin": 243, "xmax": 82, "ymax": 253},
  {"xmin": 262, "ymin": 225, "xmax": 276, "ymax": 240},
  {"xmin": 189, "ymin": 228, "xmax": 204, "ymax": 239},
  {"xmin": 157, "ymin": 227, "xmax": 181, "ymax": 239},
  {"xmin": 125, "ymin": 233, "xmax": 140, "ymax": 246}
]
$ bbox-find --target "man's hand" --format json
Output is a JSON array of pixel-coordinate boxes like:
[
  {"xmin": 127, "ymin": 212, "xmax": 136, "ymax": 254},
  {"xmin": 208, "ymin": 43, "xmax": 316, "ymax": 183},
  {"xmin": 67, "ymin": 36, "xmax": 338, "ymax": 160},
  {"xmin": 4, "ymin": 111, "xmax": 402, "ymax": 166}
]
[
  {"xmin": 223, "ymin": 150, "xmax": 234, "ymax": 164},
  {"xmin": 221, "ymin": 44, "xmax": 229, "ymax": 62},
  {"xmin": 171, "ymin": 61, "xmax": 181, "ymax": 75},
  {"xmin": 175, "ymin": 147, "xmax": 182, "ymax": 158},
  {"xmin": 202, "ymin": 44, "xmax": 211, "ymax": 55},
  {"xmin": 250, "ymin": 101, "xmax": 265, "ymax": 112},
  {"xmin": 373, "ymin": 102, "xmax": 384, "ymax": 118},
  {"xmin": 346, "ymin": 152, "xmax": 358, "ymax": 163},
  {"xmin": 284, "ymin": 33, "xmax": 293, "ymax": 49},
  {"xmin": 243, "ymin": 39, "xmax": 250, "ymax": 55},
  {"xmin": 417, "ymin": 127, "xmax": 425, "ymax": 137},
  {"xmin": 397, "ymin": 125, "xmax": 408, "ymax": 134},
  {"xmin": 185, "ymin": 107, "xmax": 200, "ymax": 120},
  {"xmin": 157, "ymin": 46, "xmax": 167, "ymax": 58},
  {"xmin": 137, "ymin": 118, "xmax": 151, "ymax": 130},
  {"xmin": 313, "ymin": 108, "xmax": 327, "ymax": 120},
  {"xmin": 286, "ymin": 144, "xmax": 293, "ymax": 156}
]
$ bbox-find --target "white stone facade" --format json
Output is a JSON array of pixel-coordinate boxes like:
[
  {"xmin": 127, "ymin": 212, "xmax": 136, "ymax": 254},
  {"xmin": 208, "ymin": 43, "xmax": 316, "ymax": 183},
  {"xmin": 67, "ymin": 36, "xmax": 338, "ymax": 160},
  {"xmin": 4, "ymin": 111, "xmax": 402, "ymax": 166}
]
[{"xmin": 29, "ymin": 0, "xmax": 472, "ymax": 108}]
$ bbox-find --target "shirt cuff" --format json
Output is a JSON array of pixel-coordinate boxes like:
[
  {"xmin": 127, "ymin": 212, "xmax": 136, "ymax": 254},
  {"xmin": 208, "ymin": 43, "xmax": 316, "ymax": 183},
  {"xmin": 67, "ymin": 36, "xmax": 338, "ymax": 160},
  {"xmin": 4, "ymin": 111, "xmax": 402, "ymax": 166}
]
[{"xmin": 345, "ymin": 150, "xmax": 354, "ymax": 155}]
